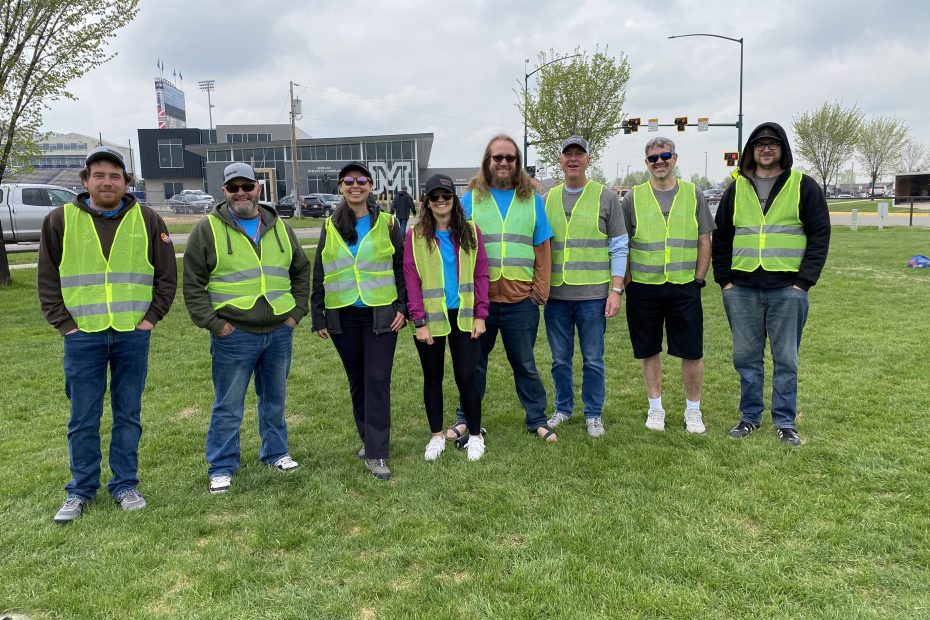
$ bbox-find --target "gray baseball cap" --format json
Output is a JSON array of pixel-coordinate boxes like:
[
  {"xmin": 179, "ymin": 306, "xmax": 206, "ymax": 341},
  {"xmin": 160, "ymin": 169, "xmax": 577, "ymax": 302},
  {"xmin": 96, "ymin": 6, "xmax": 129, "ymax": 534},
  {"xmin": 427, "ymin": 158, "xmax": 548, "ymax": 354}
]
[
  {"xmin": 85, "ymin": 146, "xmax": 126, "ymax": 170},
  {"xmin": 560, "ymin": 136, "xmax": 589, "ymax": 154},
  {"xmin": 223, "ymin": 162, "xmax": 257, "ymax": 183}
]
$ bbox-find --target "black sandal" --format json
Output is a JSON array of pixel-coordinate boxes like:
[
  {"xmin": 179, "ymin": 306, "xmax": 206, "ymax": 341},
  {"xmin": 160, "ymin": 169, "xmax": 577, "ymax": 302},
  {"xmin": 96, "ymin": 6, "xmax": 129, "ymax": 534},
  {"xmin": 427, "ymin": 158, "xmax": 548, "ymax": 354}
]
[
  {"xmin": 445, "ymin": 423, "xmax": 467, "ymax": 441},
  {"xmin": 532, "ymin": 425, "xmax": 558, "ymax": 442},
  {"xmin": 455, "ymin": 427, "xmax": 487, "ymax": 450}
]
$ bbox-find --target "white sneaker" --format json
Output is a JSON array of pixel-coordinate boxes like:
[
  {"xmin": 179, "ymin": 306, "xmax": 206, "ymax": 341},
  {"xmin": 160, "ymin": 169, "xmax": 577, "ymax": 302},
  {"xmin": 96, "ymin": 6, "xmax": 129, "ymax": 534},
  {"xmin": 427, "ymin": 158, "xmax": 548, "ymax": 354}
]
[
  {"xmin": 209, "ymin": 474, "xmax": 232, "ymax": 494},
  {"xmin": 645, "ymin": 407, "xmax": 666, "ymax": 431},
  {"xmin": 271, "ymin": 455, "xmax": 300, "ymax": 472},
  {"xmin": 586, "ymin": 416, "xmax": 606, "ymax": 438},
  {"xmin": 684, "ymin": 407, "xmax": 706, "ymax": 434},
  {"xmin": 547, "ymin": 411, "xmax": 571, "ymax": 428},
  {"xmin": 465, "ymin": 434, "xmax": 486, "ymax": 461},
  {"xmin": 424, "ymin": 436, "xmax": 445, "ymax": 461}
]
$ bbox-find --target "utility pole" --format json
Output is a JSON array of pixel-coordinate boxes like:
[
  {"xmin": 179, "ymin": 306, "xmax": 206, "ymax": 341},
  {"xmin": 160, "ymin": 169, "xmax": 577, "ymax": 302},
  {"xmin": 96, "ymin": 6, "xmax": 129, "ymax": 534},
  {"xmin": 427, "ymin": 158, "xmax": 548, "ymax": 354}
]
[
  {"xmin": 289, "ymin": 81, "xmax": 301, "ymax": 219},
  {"xmin": 198, "ymin": 80, "xmax": 216, "ymax": 131}
]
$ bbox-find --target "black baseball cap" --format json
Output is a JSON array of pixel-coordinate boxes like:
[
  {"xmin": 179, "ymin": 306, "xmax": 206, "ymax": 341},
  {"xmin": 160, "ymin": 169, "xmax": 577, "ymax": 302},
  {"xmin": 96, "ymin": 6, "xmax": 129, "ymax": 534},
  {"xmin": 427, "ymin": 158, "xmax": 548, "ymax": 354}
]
[
  {"xmin": 752, "ymin": 127, "xmax": 783, "ymax": 144},
  {"xmin": 425, "ymin": 174, "xmax": 455, "ymax": 195},
  {"xmin": 338, "ymin": 161, "xmax": 373, "ymax": 180}
]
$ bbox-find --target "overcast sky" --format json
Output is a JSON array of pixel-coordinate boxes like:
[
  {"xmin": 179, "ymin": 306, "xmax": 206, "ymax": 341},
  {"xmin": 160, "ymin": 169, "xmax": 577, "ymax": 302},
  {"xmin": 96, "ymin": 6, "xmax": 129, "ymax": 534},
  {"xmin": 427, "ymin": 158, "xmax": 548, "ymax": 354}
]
[{"xmin": 42, "ymin": 0, "xmax": 930, "ymax": 185}]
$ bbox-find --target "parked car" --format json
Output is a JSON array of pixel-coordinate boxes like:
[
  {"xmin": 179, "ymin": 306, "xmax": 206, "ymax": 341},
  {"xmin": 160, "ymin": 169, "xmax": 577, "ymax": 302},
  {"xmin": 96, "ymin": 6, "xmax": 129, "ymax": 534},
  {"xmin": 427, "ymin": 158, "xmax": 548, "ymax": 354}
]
[
  {"xmin": 703, "ymin": 188, "xmax": 724, "ymax": 202},
  {"xmin": 168, "ymin": 193, "xmax": 214, "ymax": 214},
  {"xmin": 319, "ymin": 193, "xmax": 342, "ymax": 215},
  {"xmin": 1, "ymin": 183, "xmax": 77, "ymax": 242},
  {"xmin": 837, "ymin": 193, "xmax": 853, "ymax": 199},
  {"xmin": 274, "ymin": 194, "xmax": 326, "ymax": 218}
]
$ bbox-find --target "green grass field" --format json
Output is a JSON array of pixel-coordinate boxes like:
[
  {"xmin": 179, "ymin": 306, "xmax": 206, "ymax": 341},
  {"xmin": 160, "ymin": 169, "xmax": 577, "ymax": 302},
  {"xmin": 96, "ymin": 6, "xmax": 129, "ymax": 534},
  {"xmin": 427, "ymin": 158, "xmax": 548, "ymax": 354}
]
[
  {"xmin": 1, "ymin": 227, "xmax": 929, "ymax": 619},
  {"xmin": 827, "ymin": 198, "xmax": 927, "ymax": 214}
]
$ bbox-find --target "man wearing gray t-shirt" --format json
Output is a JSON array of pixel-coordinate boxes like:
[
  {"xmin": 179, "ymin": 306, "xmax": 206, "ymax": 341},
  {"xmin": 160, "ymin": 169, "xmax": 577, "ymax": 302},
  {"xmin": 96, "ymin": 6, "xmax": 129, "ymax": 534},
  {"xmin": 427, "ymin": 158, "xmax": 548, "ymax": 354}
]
[
  {"xmin": 543, "ymin": 137, "xmax": 629, "ymax": 438},
  {"xmin": 620, "ymin": 137, "xmax": 715, "ymax": 434}
]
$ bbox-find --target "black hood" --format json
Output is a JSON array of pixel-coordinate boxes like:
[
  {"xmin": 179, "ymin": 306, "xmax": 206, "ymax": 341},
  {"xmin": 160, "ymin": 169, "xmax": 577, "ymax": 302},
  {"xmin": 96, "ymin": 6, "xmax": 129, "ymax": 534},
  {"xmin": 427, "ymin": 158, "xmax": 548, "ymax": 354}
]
[{"xmin": 739, "ymin": 122, "xmax": 793, "ymax": 177}]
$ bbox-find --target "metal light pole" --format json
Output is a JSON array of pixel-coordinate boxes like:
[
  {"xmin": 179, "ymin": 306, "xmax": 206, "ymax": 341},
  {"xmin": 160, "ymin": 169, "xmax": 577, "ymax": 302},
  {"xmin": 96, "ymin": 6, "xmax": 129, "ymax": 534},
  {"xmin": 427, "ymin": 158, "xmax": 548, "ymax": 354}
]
[
  {"xmin": 523, "ymin": 53, "xmax": 582, "ymax": 165},
  {"xmin": 668, "ymin": 33, "xmax": 744, "ymax": 157},
  {"xmin": 289, "ymin": 80, "xmax": 301, "ymax": 219},
  {"xmin": 198, "ymin": 80, "xmax": 216, "ymax": 131}
]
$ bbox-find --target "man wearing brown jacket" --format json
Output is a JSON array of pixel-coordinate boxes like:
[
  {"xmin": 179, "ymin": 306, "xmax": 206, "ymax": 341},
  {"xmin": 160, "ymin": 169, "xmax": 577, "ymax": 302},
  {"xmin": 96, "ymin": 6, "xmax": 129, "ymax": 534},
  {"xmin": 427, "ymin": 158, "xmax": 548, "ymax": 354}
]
[{"xmin": 38, "ymin": 146, "xmax": 177, "ymax": 523}]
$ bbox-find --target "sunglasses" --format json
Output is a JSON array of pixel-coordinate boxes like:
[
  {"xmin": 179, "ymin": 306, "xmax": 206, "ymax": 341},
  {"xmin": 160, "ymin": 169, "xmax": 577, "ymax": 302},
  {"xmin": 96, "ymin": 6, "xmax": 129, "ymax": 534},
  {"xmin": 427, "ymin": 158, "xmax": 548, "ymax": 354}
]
[
  {"xmin": 646, "ymin": 152, "xmax": 675, "ymax": 163},
  {"xmin": 490, "ymin": 154, "xmax": 517, "ymax": 163},
  {"xmin": 224, "ymin": 182, "xmax": 256, "ymax": 192},
  {"xmin": 340, "ymin": 176, "xmax": 370, "ymax": 186},
  {"xmin": 428, "ymin": 191, "xmax": 454, "ymax": 203}
]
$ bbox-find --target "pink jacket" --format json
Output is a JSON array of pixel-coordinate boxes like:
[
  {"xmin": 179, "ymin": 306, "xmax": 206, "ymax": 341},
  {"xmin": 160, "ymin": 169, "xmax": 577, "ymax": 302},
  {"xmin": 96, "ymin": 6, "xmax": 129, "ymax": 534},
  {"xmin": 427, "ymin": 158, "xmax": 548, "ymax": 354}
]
[{"xmin": 403, "ymin": 226, "xmax": 490, "ymax": 322}]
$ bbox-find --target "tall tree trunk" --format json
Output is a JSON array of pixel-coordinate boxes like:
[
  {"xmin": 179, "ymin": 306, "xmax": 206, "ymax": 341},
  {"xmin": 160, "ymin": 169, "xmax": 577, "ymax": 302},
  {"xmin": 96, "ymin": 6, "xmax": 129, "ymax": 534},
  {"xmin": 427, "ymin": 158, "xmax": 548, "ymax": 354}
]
[{"xmin": 0, "ymin": 219, "xmax": 11, "ymax": 286}]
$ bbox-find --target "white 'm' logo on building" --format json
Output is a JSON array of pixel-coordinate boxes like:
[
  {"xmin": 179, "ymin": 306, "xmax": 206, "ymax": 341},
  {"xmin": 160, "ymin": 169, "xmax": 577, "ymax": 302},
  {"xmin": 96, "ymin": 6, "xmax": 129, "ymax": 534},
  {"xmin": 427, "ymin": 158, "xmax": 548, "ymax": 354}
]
[{"xmin": 368, "ymin": 161, "xmax": 412, "ymax": 195}]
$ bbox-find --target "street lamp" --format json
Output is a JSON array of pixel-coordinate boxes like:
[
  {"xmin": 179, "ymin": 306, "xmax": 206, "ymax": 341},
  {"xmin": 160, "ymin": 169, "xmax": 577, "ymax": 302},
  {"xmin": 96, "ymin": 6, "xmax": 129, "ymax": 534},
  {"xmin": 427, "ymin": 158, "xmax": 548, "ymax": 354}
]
[
  {"xmin": 668, "ymin": 33, "xmax": 744, "ymax": 157},
  {"xmin": 198, "ymin": 80, "xmax": 216, "ymax": 131},
  {"xmin": 524, "ymin": 54, "xmax": 582, "ymax": 165}
]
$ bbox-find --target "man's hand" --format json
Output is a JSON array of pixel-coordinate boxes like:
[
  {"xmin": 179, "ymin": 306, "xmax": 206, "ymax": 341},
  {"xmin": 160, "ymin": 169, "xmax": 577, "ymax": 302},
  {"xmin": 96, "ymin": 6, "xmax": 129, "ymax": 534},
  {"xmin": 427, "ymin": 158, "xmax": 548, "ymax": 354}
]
[
  {"xmin": 137, "ymin": 319, "xmax": 155, "ymax": 331},
  {"xmin": 605, "ymin": 291, "xmax": 621, "ymax": 318},
  {"xmin": 315, "ymin": 328, "xmax": 329, "ymax": 340},
  {"xmin": 218, "ymin": 322, "xmax": 236, "ymax": 337},
  {"xmin": 471, "ymin": 318, "xmax": 486, "ymax": 339},
  {"xmin": 390, "ymin": 311, "xmax": 406, "ymax": 332},
  {"xmin": 722, "ymin": 283, "xmax": 734, "ymax": 291},
  {"xmin": 284, "ymin": 317, "xmax": 297, "ymax": 328}
]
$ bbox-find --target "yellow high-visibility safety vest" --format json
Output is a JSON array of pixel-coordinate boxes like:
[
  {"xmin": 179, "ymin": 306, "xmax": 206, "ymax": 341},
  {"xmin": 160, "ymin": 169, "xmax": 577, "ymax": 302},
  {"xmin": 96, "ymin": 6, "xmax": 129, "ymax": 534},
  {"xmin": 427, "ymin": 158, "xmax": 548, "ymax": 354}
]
[
  {"xmin": 471, "ymin": 191, "xmax": 535, "ymax": 282},
  {"xmin": 732, "ymin": 169, "xmax": 806, "ymax": 272},
  {"xmin": 546, "ymin": 180, "xmax": 609, "ymax": 286},
  {"xmin": 321, "ymin": 212, "xmax": 397, "ymax": 308},
  {"xmin": 411, "ymin": 222, "xmax": 477, "ymax": 336},
  {"xmin": 59, "ymin": 203, "xmax": 154, "ymax": 332},
  {"xmin": 629, "ymin": 181, "xmax": 699, "ymax": 284},
  {"xmin": 206, "ymin": 215, "xmax": 296, "ymax": 315}
]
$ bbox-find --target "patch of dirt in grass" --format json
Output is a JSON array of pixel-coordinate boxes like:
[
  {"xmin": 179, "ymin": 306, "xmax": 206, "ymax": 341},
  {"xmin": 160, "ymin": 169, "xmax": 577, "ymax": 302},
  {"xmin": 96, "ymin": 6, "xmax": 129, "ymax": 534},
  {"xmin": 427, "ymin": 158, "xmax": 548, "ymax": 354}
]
[
  {"xmin": 287, "ymin": 413, "xmax": 305, "ymax": 424},
  {"xmin": 390, "ymin": 576, "xmax": 413, "ymax": 592},
  {"xmin": 506, "ymin": 534, "xmax": 525, "ymax": 547},
  {"xmin": 175, "ymin": 406, "xmax": 202, "ymax": 420},
  {"xmin": 359, "ymin": 607, "xmax": 377, "ymax": 620}
]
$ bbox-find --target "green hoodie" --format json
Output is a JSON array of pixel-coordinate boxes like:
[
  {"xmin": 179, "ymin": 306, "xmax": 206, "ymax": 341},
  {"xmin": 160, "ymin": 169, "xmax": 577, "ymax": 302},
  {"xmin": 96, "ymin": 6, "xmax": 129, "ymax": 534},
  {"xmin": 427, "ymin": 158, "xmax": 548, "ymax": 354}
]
[{"xmin": 183, "ymin": 202, "xmax": 311, "ymax": 335}]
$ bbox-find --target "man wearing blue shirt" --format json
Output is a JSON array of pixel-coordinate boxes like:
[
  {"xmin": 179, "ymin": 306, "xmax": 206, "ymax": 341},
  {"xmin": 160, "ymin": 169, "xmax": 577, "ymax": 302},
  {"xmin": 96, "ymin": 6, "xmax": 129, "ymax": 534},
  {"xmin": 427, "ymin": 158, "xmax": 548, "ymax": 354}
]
[{"xmin": 449, "ymin": 134, "xmax": 557, "ymax": 442}]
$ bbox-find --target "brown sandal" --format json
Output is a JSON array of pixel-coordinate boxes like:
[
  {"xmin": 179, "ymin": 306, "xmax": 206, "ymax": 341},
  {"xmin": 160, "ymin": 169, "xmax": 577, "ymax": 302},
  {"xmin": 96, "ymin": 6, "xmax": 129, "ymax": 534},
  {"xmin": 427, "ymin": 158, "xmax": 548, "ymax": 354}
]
[{"xmin": 445, "ymin": 423, "xmax": 467, "ymax": 441}]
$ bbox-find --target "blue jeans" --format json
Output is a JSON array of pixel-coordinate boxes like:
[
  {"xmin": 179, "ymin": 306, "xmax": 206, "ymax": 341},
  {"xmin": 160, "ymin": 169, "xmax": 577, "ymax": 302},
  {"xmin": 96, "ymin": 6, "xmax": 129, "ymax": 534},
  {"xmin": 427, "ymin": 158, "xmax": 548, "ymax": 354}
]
[
  {"xmin": 62, "ymin": 328, "xmax": 151, "ymax": 500},
  {"xmin": 206, "ymin": 325, "xmax": 293, "ymax": 476},
  {"xmin": 457, "ymin": 298, "xmax": 548, "ymax": 431},
  {"xmin": 722, "ymin": 285, "xmax": 809, "ymax": 429},
  {"xmin": 544, "ymin": 298, "xmax": 607, "ymax": 418},
  {"xmin": 397, "ymin": 217, "xmax": 409, "ymax": 234}
]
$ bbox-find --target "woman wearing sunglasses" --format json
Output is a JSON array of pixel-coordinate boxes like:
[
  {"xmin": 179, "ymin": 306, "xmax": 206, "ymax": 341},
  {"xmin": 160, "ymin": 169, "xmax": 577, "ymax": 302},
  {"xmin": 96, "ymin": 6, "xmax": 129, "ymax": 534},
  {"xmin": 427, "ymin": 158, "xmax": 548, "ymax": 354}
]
[
  {"xmin": 310, "ymin": 161, "xmax": 407, "ymax": 481},
  {"xmin": 403, "ymin": 174, "xmax": 489, "ymax": 461}
]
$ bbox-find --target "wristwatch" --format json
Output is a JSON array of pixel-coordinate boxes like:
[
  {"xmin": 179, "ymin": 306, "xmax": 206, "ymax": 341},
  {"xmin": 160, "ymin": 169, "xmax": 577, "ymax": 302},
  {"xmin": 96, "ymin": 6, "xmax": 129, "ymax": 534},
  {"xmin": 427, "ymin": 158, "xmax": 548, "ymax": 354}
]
[
  {"xmin": 413, "ymin": 318, "xmax": 428, "ymax": 328},
  {"xmin": 694, "ymin": 278, "xmax": 706, "ymax": 288},
  {"xmin": 611, "ymin": 287, "xmax": 624, "ymax": 295}
]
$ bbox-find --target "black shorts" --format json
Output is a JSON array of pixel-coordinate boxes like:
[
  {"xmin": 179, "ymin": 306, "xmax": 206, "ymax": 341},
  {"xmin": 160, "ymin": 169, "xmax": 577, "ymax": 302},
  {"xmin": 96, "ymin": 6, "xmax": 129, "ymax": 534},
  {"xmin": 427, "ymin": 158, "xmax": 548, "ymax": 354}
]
[{"xmin": 625, "ymin": 281, "xmax": 703, "ymax": 360}]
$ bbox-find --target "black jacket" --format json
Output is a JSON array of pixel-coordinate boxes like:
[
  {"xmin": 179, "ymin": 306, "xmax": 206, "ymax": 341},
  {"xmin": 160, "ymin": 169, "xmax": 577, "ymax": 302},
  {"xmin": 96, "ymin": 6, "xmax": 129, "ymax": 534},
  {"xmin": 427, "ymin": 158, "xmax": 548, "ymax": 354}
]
[
  {"xmin": 391, "ymin": 190, "xmax": 416, "ymax": 219},
  {"xmin": 310, "ymin": 206, "xmax": 407, "ymax": 334},
  {"xmin": 712, "ymin": 121, "xmax": 831, "ymax": 290}
]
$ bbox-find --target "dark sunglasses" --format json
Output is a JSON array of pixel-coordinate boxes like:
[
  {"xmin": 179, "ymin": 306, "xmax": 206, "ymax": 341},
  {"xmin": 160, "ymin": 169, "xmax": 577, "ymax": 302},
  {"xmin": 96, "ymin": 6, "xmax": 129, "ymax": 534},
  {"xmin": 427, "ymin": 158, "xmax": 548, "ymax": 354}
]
[
  {"xmin": 428, "ymin": 191, "xmax": 454, "ymax": 203},
  {"xmin": 224, "ymin": 182, "xmax": 256, "ymax": 192},
  {"xmin": 646, "ymin": 151, "xmax": 675, "ymax": 163},
  {"xmin": 490, "ymin": 154, "xmax": 517, "ymax": 163},
  {"xmin": 340, "ymin": 176, "xmax": 370, "ymax": 186}
]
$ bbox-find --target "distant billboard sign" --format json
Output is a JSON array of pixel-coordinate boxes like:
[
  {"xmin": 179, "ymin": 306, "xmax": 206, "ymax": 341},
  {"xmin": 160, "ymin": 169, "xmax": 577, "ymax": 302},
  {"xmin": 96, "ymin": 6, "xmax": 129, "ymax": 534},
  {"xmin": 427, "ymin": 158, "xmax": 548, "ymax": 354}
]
[{"xmin": 155, "ymin": 78, "xmax": 187, "ymax": 129}]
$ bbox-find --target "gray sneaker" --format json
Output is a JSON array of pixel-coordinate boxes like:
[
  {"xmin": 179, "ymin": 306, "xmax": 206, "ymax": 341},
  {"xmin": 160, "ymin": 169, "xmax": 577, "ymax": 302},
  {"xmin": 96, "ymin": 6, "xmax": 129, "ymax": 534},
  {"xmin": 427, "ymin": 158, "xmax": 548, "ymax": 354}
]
[
  {"xmin": 114, "ymin": 488, "xmax": 147, "ymax": 511},
  {"xmin": 585, "ymin": 416, "xmax": 606, "ymax": 438},
  {"xmin": 54, "ymin": 496, "xmax": 89, "ymax": 523},
  {"xmin": 547, "ymin": 411, "xmax": 572, "ymax": 428},
  {"xmin": 364, "ymin": 458, "xmax": 391, "ymax": 480},
  {"xmin": 356, "ymin": 446, "xmax": 366, "ymax": 460}
]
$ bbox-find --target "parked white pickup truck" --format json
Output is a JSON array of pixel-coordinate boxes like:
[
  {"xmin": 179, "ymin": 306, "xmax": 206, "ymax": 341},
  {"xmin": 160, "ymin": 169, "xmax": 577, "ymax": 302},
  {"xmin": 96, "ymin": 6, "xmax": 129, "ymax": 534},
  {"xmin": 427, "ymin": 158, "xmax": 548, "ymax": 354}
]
[{"xmin": 1, "ymin": 183, "xmax": 78, "ymax": 242}]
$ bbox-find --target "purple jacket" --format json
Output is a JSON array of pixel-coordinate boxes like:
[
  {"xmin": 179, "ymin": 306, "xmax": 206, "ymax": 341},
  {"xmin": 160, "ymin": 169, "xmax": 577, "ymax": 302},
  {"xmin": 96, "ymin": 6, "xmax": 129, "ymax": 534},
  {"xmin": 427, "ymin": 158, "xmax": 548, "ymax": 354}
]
[{"xmin": 403, "ymin": 226, "xmax": 489, "ymax": 323}]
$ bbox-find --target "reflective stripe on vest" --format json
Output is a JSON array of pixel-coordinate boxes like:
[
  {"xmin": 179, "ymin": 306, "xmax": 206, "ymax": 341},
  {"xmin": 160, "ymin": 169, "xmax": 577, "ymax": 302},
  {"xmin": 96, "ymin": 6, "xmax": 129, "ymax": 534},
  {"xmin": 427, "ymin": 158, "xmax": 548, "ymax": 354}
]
[
  {"xmin": 410, "ymin": 222, "xmax": 477, "ymax": 337},
  {"xmin": 629, "ymin": 181, "xmax": 699, "ymax": 284},
  {"xmin": 206, "ymin": 214, "xmax": 296, "ymax": 315},
  {"xmin": 471, "ymin": 191, "xmax": 535, "ymax": 282},
  {"xmin": 321, "ymin": 212, "xmax": 398, "ymax": 308},
  {"xmin": 59, "ymin": 203, "xmax": 154, "ymax": 332},
  {"xmin": 732, "ymin": 169, "xmax": 806, "ymax": 272},
  {"xmin": 545, "ymin": 180, "xmax": 609, "ymax": 286}
]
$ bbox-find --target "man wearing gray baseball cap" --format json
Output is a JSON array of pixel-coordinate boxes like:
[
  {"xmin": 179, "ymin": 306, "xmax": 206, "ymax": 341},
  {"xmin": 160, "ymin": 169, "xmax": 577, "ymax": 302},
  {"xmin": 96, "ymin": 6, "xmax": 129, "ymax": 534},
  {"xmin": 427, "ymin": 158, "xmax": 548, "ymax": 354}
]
[{"xmin": 184, "ymin": 162, "xmax": 311, "ymax": 494}]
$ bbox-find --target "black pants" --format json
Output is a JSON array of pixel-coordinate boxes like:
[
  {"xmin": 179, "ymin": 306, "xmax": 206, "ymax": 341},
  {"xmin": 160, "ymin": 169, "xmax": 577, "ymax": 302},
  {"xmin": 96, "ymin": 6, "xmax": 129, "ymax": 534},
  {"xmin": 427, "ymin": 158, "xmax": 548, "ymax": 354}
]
[
  {"xmin": 330, "ymin": 307, "xmax": 398, "ymax": 459},
  {"xmin": 414, "ymin": 309, "xmax": 482, "ymax": 435}
]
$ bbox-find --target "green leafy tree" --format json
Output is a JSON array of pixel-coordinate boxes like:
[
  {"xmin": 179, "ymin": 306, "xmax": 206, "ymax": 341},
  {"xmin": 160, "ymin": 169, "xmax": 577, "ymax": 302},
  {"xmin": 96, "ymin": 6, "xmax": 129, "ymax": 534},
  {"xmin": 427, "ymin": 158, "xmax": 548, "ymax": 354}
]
[
  {"xmin": 689, "ymin": 174, "xmax": 713, "ymax": 191},
  {"xmin": 0, "ymin": 0, "xmax": 139, "ymax": 285},
  {"xmin": 588, "ymin": 165, "xmax": 607, "ymax": 184},
  {"xmin": 518, "ymin": 46, "xmax": 631, "ymax": 173},
  {"xmin": 621, "ymin": 170, "xmax": 651, "ymax": 186},
  {"xmin": 792, "ymin": 101, "xmax": 863, "ymax": 196},
  {"xmin": 856, "ymin": 116, "xmax": 909, "ymax": 197}
]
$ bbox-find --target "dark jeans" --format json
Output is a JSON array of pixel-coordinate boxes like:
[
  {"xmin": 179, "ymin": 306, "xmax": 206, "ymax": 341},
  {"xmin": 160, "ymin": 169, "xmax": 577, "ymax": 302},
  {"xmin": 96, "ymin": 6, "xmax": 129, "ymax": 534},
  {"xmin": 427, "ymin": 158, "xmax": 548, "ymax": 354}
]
[
  {"xmin": 456, "ymin": 298, "xmax": 548, "ymax": 431},
  {"xmin": 414, "ymin": 309, "xmax": 482, "ymax": 435},
  {"xmin": 544, "ymin": 298, "xmax": 607, "ymax": 418},
  {"xmin": 62, "ymin": 328, "xmax": 151, "ymax": 500},
  {"xmin": 722, "ymin": 284, "xmax": 809, "ymax": 429},
  {"xmin": 206, "ymin": 325, "xmax": 293, "ymax": 477},
  {"xmin": 398, "ymin": 217, "xmax": 409, "ymax": 234},
  {"xmin": 330, "ymin": 307, "xmax": 398, "ymax": 459}
]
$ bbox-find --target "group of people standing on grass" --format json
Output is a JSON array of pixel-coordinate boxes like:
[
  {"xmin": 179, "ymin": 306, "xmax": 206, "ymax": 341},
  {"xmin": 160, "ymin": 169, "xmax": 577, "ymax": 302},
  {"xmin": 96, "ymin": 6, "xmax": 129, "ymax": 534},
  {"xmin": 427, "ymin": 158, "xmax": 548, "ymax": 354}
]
[{"xmin": 37, "ymin": 120, "xmax": 830, "ymax": 523}]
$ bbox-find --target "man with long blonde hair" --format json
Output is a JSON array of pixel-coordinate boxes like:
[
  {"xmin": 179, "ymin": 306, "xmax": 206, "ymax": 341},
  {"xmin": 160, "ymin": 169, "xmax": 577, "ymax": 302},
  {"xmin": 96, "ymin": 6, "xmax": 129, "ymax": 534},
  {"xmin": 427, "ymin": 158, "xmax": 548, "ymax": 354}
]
[{"xmin": 447, "ymin": 134, "xmax": 557, "ymax": 443}]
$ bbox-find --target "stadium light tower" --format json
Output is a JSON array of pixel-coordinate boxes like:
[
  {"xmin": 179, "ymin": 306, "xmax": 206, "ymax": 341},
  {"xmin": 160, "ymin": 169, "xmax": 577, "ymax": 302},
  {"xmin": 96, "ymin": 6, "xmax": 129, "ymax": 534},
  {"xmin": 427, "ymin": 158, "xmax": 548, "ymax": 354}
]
[{"xmin": 198, "ymin": 80, "xmax": 216, "ymax": 131}]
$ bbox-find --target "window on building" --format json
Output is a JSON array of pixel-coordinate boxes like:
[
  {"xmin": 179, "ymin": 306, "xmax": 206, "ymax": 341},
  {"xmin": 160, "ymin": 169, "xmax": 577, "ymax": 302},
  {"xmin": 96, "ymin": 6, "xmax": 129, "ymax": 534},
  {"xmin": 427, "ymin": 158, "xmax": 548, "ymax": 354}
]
[
  {"xmin": 158, "ymin": 139, "xmax": 184, "ymax": 168},
  {"xmin": 164, "ymin": 182, "xmax": 184, "ymax": 199},
  {"xmin": 207, "ymin": 149, "xmax": 232, "ymax": 162}
]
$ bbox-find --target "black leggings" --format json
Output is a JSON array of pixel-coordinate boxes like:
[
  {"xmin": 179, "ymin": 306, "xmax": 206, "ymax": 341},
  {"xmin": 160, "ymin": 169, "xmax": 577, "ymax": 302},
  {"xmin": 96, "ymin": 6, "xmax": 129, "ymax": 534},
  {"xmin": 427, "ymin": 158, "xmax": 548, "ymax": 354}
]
[{"xmin": 413, "ymin": 309, "xmax": 482, "ymax": 435}]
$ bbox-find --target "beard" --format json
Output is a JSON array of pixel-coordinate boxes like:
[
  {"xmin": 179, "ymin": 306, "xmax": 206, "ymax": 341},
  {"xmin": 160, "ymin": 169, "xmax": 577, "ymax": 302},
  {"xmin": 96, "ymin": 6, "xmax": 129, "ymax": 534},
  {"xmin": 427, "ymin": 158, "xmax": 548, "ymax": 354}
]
[{"xmin": 230, "ymin": 194, "xmax": 259, "ymax": 218}]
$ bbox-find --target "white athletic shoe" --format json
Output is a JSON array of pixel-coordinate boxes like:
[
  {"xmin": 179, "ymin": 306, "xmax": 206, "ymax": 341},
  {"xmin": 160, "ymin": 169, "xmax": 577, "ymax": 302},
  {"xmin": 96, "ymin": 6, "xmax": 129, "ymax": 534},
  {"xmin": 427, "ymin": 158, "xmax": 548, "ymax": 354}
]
[
  {"xmin": 645, "ymin": 407, "xmax": 666, "ymax": 431},
  {"xmin": 209, "ymin": 474, "xmax": 232, "ymax": 494},
  {"xmin": 465, "ymin": 434, "xmax": 486, "ymax": 461},
  {"xmin": 424, "ymin": 436, "xmax": 446, "ymax": 461},
  {"xmin": 585, "ymin": 416, "xmax": 606, "ymax": 438},
  {"xmin": 684, "ymin": 407, "xmax": 706, "ymax": 434},
  {"xmin": 271, "ymin": 455, "xmax": 300, "ymax": 472},
  {"xmin": 547, "ymin": 411, "xmax": 571, "ymax": 428}
]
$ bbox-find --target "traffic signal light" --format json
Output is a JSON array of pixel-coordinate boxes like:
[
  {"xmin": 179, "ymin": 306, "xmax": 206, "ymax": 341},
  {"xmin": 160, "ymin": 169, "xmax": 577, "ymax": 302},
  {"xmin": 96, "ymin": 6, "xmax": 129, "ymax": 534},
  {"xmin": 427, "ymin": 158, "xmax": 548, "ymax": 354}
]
[
  {"xmin": 628, "ymin": 118, "xmax": 641, "ymax": 132},
  {"xmin": 724, "ymin": 152, "xmax": 738, "ymax": 166},
  {"xmin": 674, "ymin": 117, "xmax": 687, "ymax": 132},
  {"xmin": 621, "ymin": 119, "xmax": 630, "ymax": 135}
]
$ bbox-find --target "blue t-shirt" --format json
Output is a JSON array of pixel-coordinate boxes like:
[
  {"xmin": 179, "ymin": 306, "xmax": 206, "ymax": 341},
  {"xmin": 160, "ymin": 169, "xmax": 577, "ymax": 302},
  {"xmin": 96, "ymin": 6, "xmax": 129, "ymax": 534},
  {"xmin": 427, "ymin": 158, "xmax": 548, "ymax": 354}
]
[
  {"xmin": 85, "ymin": 197, "xmax": 126, "ymax": 218},
  {"xmin": 348, "ymin": 214, "xmax": 372, "ymax": 308},
  {"xmin": 435, "ymin": 230, "xmax": 459, "ymax": 310},
  {"xmin": 461, "ymin": 188, "xmax": 552, "ymax": 246},
  {"xmin": 232, "ymin": 214, "xmax": 261, "ymax": 243}
]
